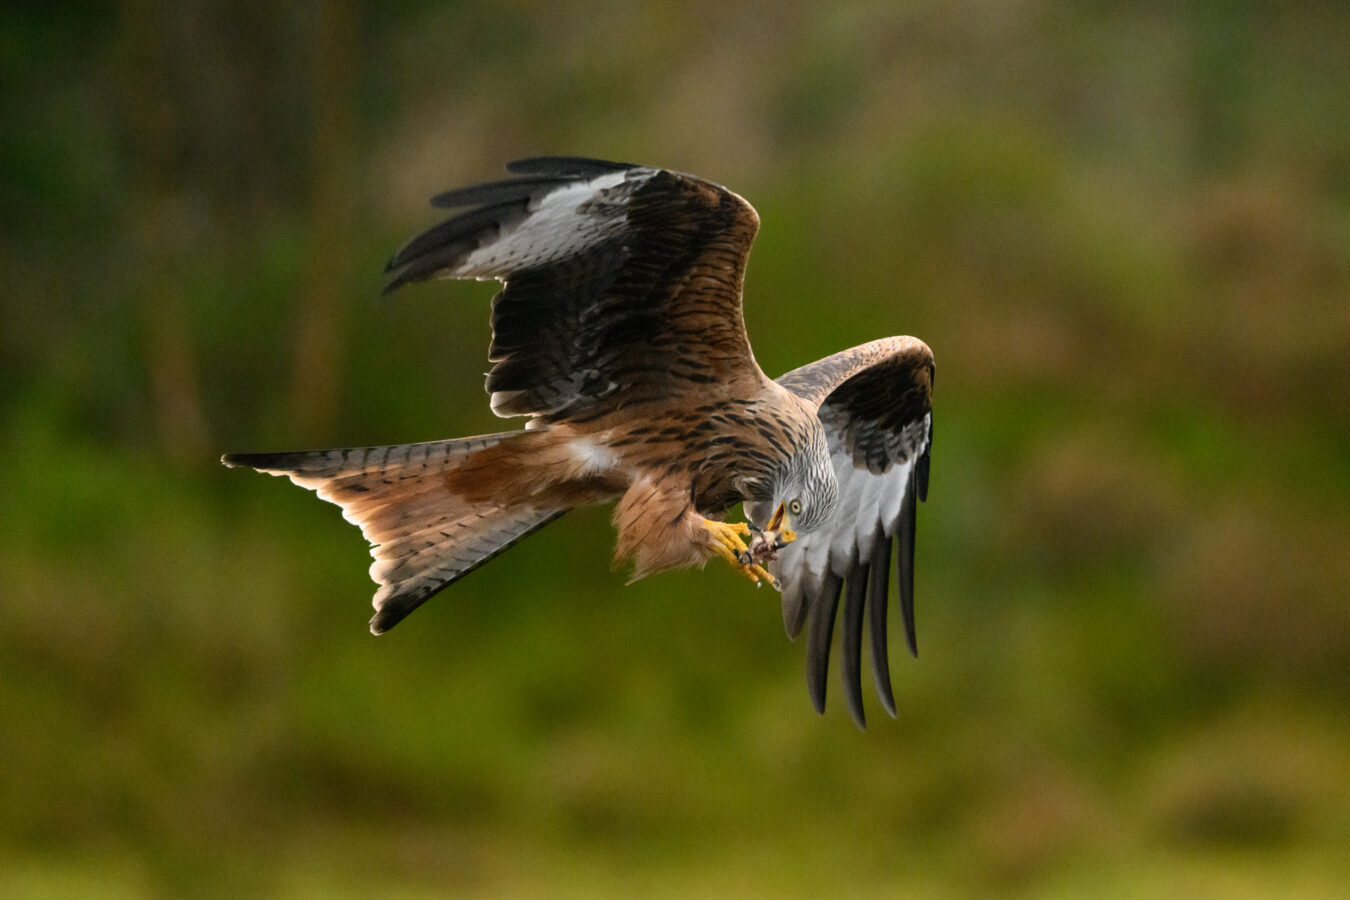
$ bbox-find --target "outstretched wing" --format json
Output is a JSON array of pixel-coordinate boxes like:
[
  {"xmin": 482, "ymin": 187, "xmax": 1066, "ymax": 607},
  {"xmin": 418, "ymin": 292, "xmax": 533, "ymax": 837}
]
[
  {"xmin": 773, "ymin": 336, "xmax": 934, "ymax": 728},
  {"xmin": 385, "ymin": 156, "xmax": 766, "ymax": 422}
]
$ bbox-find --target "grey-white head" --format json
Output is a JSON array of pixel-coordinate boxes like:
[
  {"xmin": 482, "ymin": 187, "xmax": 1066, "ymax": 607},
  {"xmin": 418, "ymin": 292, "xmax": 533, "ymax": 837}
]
[{"xmin": 744, "ymin": 423, "xmax": 839, "ymax": 538}]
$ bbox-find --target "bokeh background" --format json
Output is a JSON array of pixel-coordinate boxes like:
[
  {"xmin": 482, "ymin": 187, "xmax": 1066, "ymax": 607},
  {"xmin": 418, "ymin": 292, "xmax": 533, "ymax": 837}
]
[{"xmin": 4, "ymin": 1, "xmax": 1349, "ymax": 896}]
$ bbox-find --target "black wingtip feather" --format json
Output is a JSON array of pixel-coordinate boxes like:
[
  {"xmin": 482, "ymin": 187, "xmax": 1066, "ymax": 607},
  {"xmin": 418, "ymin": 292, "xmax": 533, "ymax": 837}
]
[
  {"xmin": 504, "ymin": 156, "xmax": 638, "ymax": 176},
  {"xmin": 841, "ymin": 566, "xmax": 869, "ymax": 729},
  {"xmin": 898, "ymin": 470, "xmax": 919, "ymax": 658},
  {"xmin": 429, "ymin": 175, "xmax": 566, "ymax": 210},
  {"xmin": 916, "ymin": 438, "xmax": 931, "ymax": 503},
  {"xmin": 382, "ymin": 197, "xmax": 534, "ymax": 294},
  {"xmin": 806, "ymin": 574, "xmax": 843, "ymax": 715},
  {"xmin": 867, "ymin": 538, "xmax": 897, "ymax": 718},
  {"xmin": 387, "ymin": 198, "xmax": 531, "ymax": 270}
]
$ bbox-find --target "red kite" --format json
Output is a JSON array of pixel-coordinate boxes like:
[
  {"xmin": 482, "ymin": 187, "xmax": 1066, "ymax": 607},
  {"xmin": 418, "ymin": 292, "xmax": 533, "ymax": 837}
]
[{"xmin": 225, "ymin": 158, "xmax": 934, "ymax": 726}]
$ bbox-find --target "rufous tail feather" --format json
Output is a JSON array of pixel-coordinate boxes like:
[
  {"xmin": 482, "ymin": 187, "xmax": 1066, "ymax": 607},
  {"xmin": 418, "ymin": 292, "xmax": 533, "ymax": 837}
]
[{"xmin": 223, "ymin": 433, "xmax": 565, "ymax": 632}]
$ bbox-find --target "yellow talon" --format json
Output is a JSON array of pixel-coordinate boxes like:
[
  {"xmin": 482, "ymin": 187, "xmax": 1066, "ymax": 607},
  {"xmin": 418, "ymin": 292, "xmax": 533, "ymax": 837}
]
[
  {"xmin": 703, "ymin": 518, "xmax": 779, "ymax": 588},
  {"xmin": 705, "ymin": 519, "xmax": 750, "ymax": 549},
  {"xmin": 745, "ymin": 561, "xmax": 776, "ymax": 585}
]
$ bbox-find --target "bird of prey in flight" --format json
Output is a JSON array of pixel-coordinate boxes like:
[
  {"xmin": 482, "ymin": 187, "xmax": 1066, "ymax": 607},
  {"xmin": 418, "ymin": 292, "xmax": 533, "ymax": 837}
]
[{"xmin": 224, "ymin": 157, "xmax": 934, "ymax": 726}]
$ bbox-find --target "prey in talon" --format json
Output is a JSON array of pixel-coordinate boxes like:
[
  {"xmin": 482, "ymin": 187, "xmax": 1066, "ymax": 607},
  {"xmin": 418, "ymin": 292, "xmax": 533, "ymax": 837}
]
[
  {"xmin": 737, "ymin": 500, "xmax": 801, "ymax": 587},
  {"xmin": 741, "ymin": 526, "xmax": 792, "ymax": 568}
]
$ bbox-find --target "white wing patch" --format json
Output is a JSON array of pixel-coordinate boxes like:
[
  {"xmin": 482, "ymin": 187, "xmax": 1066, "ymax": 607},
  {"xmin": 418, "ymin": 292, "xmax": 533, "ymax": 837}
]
[
  {"xmin": 452, "ymin": 169, "xmax": 641, "ymax": 281},
  {"xmin": 775, "ymin": 450, "xmax": 915, "ymax": 587}
]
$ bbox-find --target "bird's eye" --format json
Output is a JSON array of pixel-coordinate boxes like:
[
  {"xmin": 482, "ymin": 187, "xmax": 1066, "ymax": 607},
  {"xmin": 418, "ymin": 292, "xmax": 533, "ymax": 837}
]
[{"xmin": 789, "ymin": 498, "xmax": 803, "ymax": 516}]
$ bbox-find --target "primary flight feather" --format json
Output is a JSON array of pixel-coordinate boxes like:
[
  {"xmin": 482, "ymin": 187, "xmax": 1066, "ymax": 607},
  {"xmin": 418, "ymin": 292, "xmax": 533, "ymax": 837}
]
[{"xmin": 224, "ymin": 157, "xmax": 934, "ymax": 726}]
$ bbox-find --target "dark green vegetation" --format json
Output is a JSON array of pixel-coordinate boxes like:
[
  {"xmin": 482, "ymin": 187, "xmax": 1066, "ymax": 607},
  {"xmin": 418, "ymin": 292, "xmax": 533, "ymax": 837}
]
[{"xmin": 4, "ymin": 2, "xmax": 1349, "ymax": 896}]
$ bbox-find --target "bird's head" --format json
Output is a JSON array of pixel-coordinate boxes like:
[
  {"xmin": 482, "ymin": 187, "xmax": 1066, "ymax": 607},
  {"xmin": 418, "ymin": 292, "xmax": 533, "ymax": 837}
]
[{"xmin": 744, "ymin": 424, "xmax": 838, "ymax": 540}]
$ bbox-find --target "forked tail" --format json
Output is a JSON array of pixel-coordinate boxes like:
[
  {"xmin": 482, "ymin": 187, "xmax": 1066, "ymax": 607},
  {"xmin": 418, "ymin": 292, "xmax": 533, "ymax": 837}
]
[{"xmin": 223, "ymin": 433, "xmax": 565, "ymax": 632}]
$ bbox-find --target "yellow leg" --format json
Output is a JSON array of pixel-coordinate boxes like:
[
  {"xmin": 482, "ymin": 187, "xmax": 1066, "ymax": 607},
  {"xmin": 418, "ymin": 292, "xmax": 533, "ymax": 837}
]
[{"xmin": 703, "ymin": 519, "xmax": 779, "ymax": 588}]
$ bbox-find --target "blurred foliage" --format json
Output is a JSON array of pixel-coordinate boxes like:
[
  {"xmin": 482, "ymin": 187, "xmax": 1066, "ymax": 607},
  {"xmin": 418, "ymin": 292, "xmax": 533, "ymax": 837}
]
[{"xmin": 3, "ymin": 1, "xmax": 1349, "ymax": 896}]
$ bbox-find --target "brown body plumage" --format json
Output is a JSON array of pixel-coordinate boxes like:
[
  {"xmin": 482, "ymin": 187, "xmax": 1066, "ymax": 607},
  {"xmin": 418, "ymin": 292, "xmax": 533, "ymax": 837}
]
[{"xmin": 225, "ymin": 158, "xmax": 935, "ymax": 725}]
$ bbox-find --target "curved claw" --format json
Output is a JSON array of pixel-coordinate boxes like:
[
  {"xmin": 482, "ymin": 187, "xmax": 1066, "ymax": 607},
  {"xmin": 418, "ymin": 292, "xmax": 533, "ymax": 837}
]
[{"xmin": 703, "ymin": 518, "xmax": 779, "ymax": 588}]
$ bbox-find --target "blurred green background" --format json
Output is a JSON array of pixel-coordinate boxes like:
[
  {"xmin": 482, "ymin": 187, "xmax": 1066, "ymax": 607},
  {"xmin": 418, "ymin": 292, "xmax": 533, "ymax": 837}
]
[{"xmin": 4, "ymin": 1, "xmax": 1349, "ymax": 897}]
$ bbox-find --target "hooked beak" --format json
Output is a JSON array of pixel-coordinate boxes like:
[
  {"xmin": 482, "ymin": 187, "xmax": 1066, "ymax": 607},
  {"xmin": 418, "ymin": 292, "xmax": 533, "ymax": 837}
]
[{"xmin": 766, "ymin": 502, "xmax": 798, "ymax": 544}]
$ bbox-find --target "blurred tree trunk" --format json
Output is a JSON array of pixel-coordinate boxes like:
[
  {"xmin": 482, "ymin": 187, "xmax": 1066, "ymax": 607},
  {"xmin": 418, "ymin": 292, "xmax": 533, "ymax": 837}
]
[
  {"xmin": 288, "ymin": 0, "xmax": 359, "ymax": 443},
  {"xmin": 119, "ymin": 0, "xmax": 210, "ymax": 465}
]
